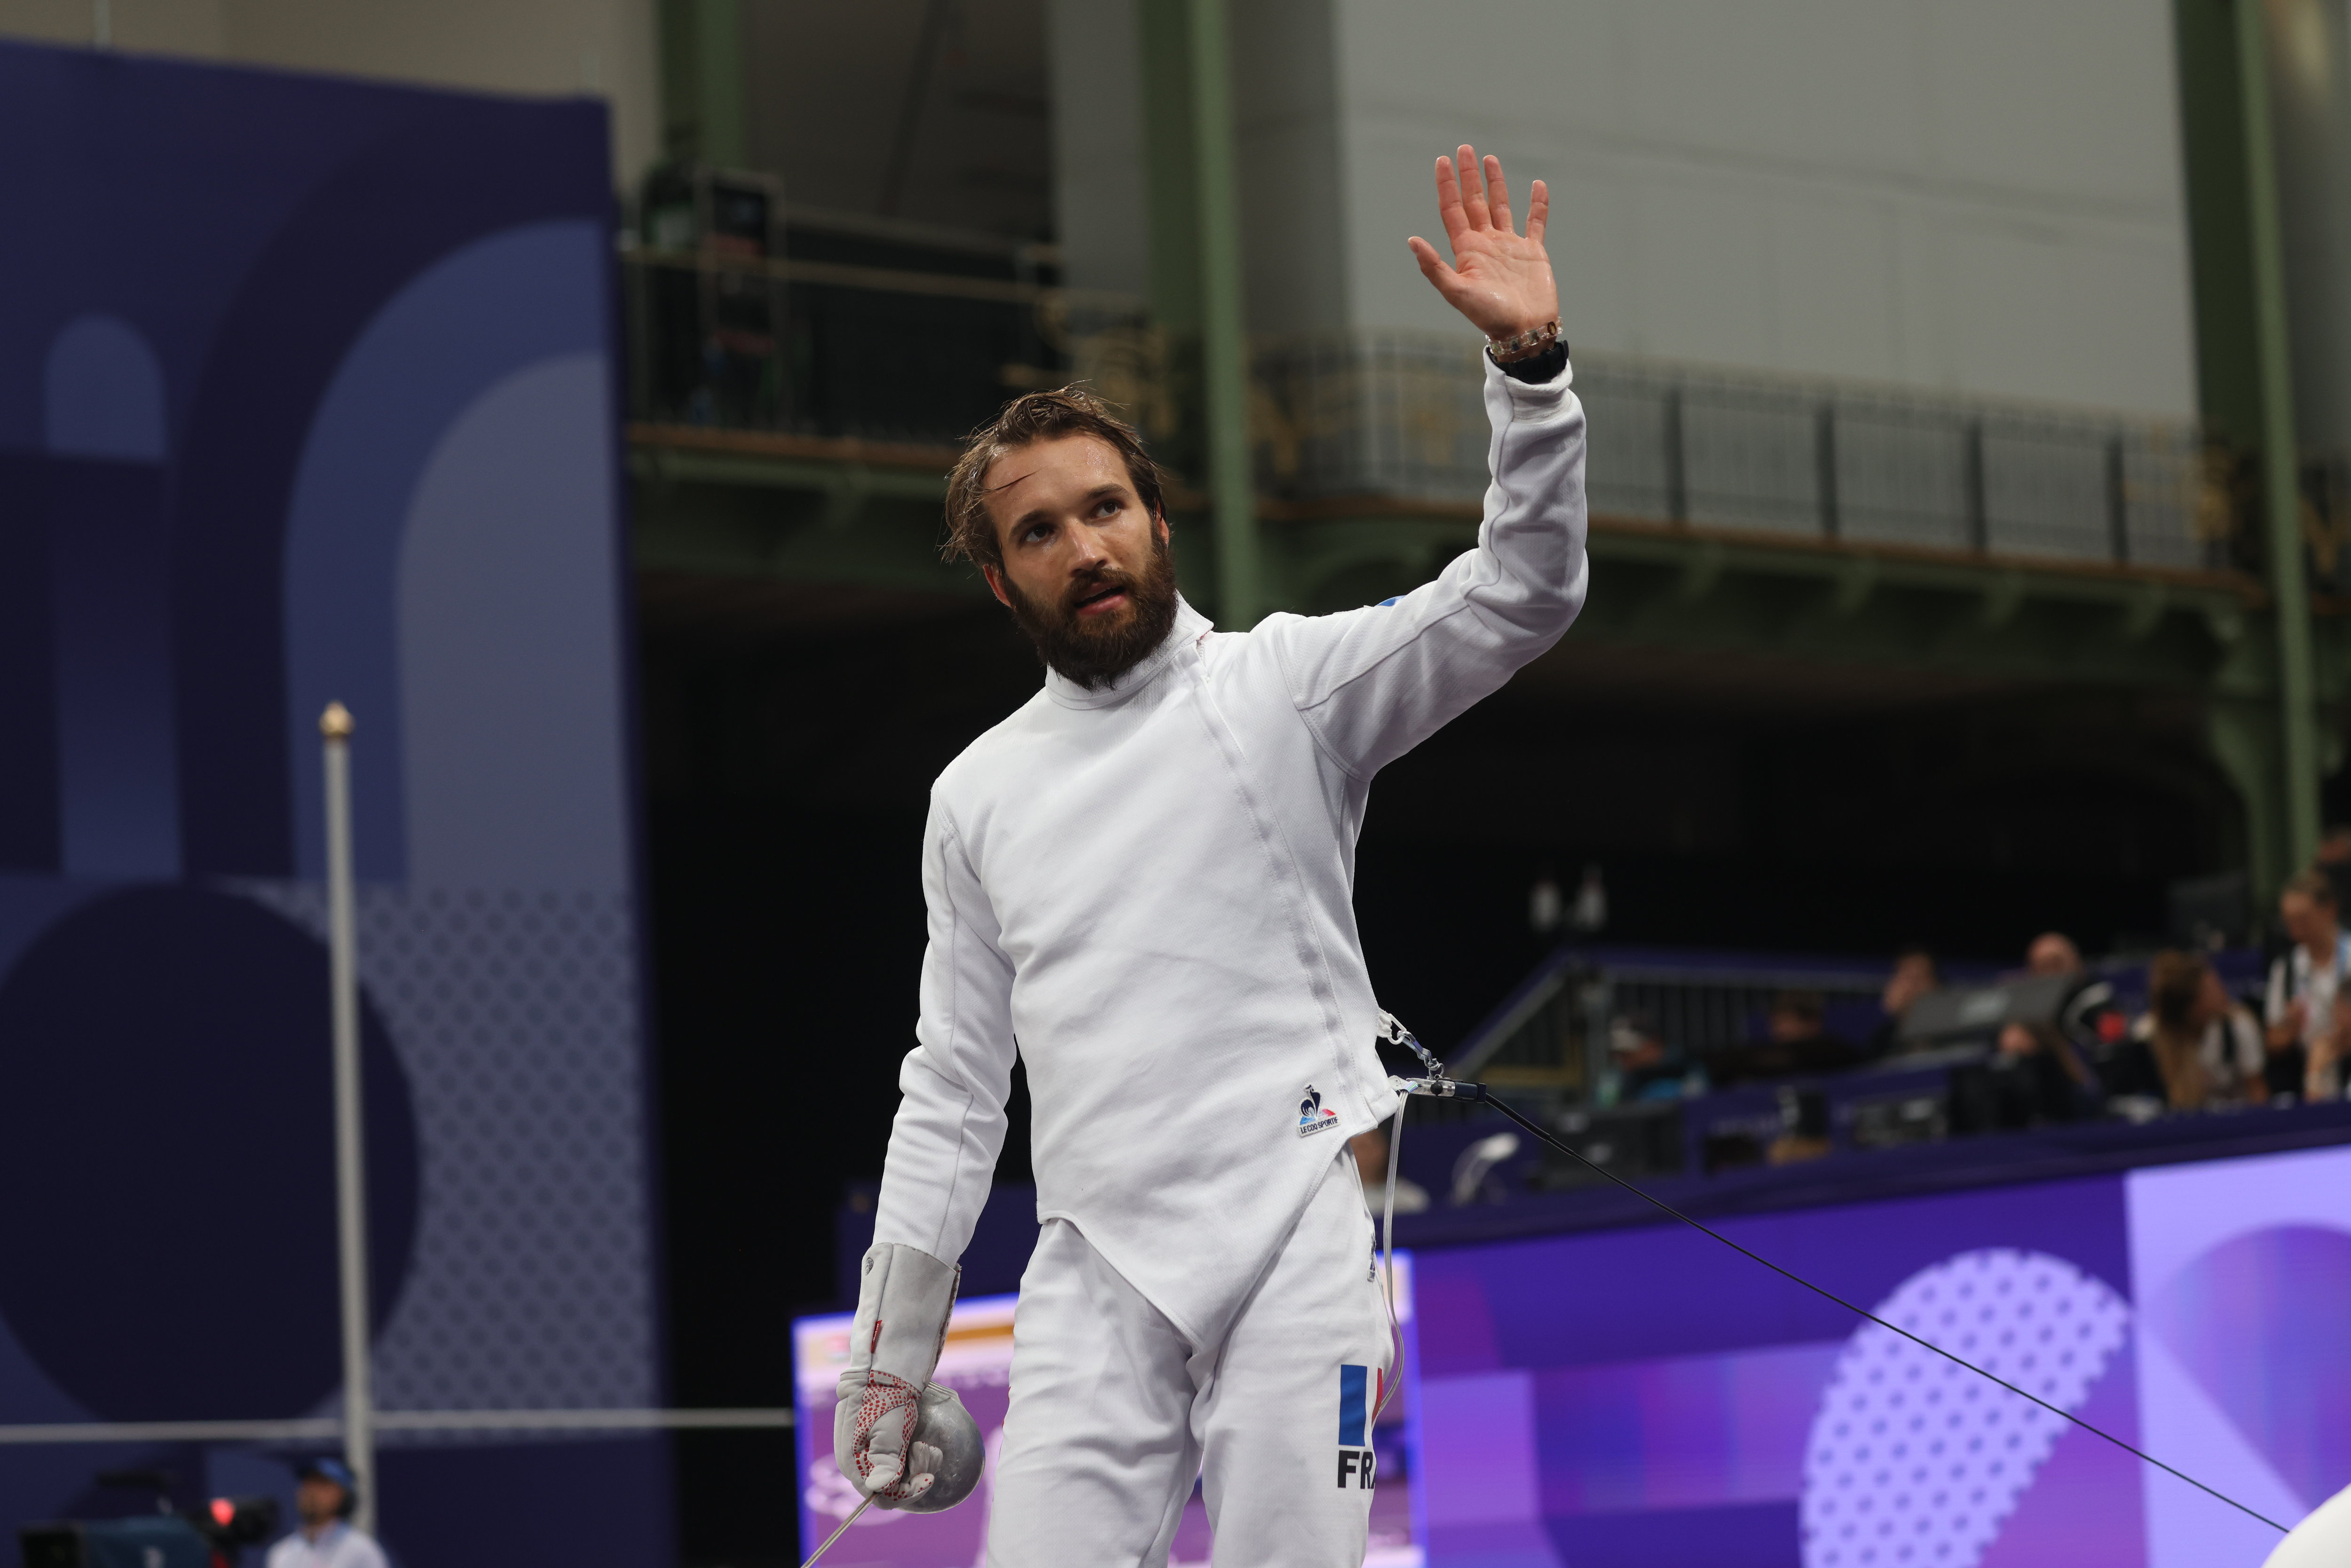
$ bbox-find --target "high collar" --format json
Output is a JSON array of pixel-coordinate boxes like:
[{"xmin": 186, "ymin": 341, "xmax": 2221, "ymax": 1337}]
[{"xmin": 1042, "ymin": 595, "xmax": 1214, "ymax": 709}]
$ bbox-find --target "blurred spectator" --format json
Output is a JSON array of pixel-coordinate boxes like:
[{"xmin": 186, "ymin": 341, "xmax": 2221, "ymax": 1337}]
[
  {"xmin": 1348, "ymin": 1126, "xmax": 1428, "ymax": 1214},
  {"xmin": 2143, "ymin": 952, "xmax": 2214, "ymax": 1110},
  {"xmin": 1609, "ymin": 1012, "xmax": 1690, "ymax": 1101},
  {"xmin": 2127, "ymin": 953, "xmax": 2264, "ymax": 1107},
  {"xmin": 1865, "ymin": 948, "xmax": 1940, "ymax": 1057},
  {"xmin": 1992, "ymin": 1023, "xmax": 2099, "ymax": 1123},
  {"xmin": 2265, "ymin": 870, "xmax": 2351, "ymax": 1102},
  {"xmin": 1994, "ymin": 931, "xmax": 2096, "ymax": 1122},
  {"xmin": 268, "ymin": 1458, "xmax": 382, "ymax": 1568},
  {"xmin": 1712, "ymin": 991, "xmax": 1860, "ymax": 1085},
  {"xmin": 2025, "ymin": 932, "xmax": 2083, "ymax": 976},
  {"xmin": 2135, "ymin": 950, "xmax": 2271, "ymax": 1112},
  {"xmin": 1527, "ymin": 870, "xmax": 1562, "ymax": 936},
  {"xmin": 1570, "ymin": 864, "xmax": 1608, "ymax": 934}
]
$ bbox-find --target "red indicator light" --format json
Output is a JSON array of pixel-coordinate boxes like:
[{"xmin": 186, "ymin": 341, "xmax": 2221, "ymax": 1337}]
[{"xmin": 210, "ymin": 1500, "xmax": 235, "ymax": 1526}]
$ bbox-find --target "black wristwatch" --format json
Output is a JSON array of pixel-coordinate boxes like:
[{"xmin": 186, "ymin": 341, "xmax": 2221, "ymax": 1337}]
[{"xmin": 1496, "ymin": 338, "xmax": 1569, "ymax": 385}]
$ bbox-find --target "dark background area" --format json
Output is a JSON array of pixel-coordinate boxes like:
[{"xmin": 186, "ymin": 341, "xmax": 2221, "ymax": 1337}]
[{"xmin": 639, "ymin": 569, "xmax": 2247, "ymax": 1562}]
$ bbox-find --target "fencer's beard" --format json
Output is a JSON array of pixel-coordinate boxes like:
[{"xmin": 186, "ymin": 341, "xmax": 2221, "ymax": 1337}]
[{"xmin": 999, "ymin": 533, "xmax": 1180, "ymax": 690}]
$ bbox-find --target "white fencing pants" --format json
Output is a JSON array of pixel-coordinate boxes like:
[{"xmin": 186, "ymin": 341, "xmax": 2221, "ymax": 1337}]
[{"xmin": 986, "ymin": 1151, "xmax": 1392, "ymax": 1568}]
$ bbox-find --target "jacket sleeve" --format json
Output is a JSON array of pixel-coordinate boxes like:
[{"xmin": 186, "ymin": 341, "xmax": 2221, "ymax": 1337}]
[
  {"xmin": 1267, "ymin": 351, "xmax": 1588, "ymax": 779},
  {"xmin": 870, "ymin": 795, "xmax": 1017, "ymax": 1265}
]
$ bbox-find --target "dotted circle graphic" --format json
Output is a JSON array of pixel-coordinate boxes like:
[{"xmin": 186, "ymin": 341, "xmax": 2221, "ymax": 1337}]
[
  {"xmin": 237, "ymin": 882, "xmax": 656, "ymax": 1420},
  {"xmin": 1800, "ymin": 1248, "xmax": 2129, "ymax": 1568}
]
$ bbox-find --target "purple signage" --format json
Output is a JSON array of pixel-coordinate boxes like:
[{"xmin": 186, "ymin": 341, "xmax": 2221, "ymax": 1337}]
[{"xmin": 1407, "ymin": 1143, "xmax": 2351, "ymax": 1567}]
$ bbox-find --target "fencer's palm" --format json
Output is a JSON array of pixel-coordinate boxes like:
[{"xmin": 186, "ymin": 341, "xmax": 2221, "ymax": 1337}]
[{"xmin": 1408, "ymin": 145, "xmax": 1558, "ymax": 342}]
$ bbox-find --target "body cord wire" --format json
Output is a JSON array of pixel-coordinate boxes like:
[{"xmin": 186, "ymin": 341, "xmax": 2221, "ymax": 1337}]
[
  {"xmin": 1475, "ymin": 1094, "xmax": 2287, "ymax": 1534},
  {"xmin": 1373, "ymin": 1091, "xmax": 1406, "ymax": 1427}
]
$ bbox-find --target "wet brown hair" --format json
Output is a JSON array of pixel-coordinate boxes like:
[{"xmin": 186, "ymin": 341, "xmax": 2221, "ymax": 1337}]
[{"xmin": 942, "ymin": 386, "xmax": 1168, "ymax": 573}]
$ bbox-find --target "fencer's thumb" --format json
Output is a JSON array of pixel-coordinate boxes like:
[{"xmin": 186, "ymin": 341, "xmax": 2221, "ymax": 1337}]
[{"xmin": 864, "ymin": 1423, "xmax": 907, "ymax": 1495}]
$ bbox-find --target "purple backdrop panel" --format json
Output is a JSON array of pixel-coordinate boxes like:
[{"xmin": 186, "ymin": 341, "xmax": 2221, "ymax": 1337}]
[
  {"xmin": 1533, "ymin": 1342, "xmax": 1839, "ymax": 1515},
  {"xmin": 1412, "ymin": 1175, "xmax": 2137, "ymax": 1567},
  {"xmin": 1425, "ymin": 1174, "xmax": 2131, "ymax": 1379},
  {"xmin": 1547, "ymin": 1499, "xmax": 1801, "ymax": 1568},
  {"xmin": 2129, "ymin": 1144, "xmax": 2351, "ymax": 1568}
]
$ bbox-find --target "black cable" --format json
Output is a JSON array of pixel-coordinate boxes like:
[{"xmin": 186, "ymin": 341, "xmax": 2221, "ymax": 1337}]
[{"xmin": 1475, "ymin": 1094, "xmax": 2288, "ymax": 1534}]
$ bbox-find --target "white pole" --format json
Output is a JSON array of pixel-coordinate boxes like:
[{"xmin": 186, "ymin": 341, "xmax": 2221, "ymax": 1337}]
[{"xmin": 320, "ymin": 702, "xmax": 376, "ymax": 1536}]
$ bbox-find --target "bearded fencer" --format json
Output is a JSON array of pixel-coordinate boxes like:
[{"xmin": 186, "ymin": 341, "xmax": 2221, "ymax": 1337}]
[{"xmin": 834, "ymin": 146, "xmax": 1588, "ymax": 1566}]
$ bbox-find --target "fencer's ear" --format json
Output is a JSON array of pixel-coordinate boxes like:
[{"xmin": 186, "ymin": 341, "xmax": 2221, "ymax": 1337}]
[{"xmin": 980, "ymin": 563, "xmax": 1011, "ymax": 608}]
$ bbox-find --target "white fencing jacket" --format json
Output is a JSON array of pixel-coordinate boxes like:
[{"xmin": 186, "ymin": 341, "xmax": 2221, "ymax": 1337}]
[{"xmin": 873, "ymin": 353, "xmax": 1589, "ymax": 1345}]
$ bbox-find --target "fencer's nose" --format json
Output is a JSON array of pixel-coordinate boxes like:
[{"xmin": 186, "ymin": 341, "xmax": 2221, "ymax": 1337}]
[{"xmin": 1065, "ymin": 520, "xmax": 1112, "ymax": 573}]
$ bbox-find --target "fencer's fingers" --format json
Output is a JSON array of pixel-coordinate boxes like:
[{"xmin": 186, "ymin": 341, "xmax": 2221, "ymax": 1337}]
[
  {"xmin": 1527, "ymin": 179, "xmax": 1549, "ymax": 245},
  {"xmin": 1483, "ymin": 154, "xmax": 1514, "ymax": 236},
  {"xmin": 1432, "ymin": 157, "xmax": 1469, "ymax": 246},
  {"xmin": 1407, "ymin": 236, "xmax": 1455, "ymax": 287},
  {"xmin": 908, "ymin": 1440, "xmax": 943, "ymax": 1487},
  {"xmin": 1455, "ymin": 144, "xmax": 1490, "ymax": 230}
]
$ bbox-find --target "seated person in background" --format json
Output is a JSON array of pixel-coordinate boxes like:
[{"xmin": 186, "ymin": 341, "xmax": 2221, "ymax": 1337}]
[
  {"xmin": 2265, "ymin": 869, "xmax": 2351, "ymax": 1102},
  {"xmin": 1712, "ymin": 990, "xmax": 1860, "ymax": 1086},
  {"xmin": 1992, "ymin": 930, "xmax": 2098, "ymax": 1123},
  {"xmin": 1610, "ymin": 1011, "xmax": 1691, "ymax": 1100},
  {"xmin": 1993, "ymin": 1018, "xmax": 2099, "ymax": 1124},
  {"xmin": 2026, "ymin": 931, "xmax": 2084, "ymax": 977},
  {"xmin": 1347, "ymin": 1125, "xmax": 1429, "ymax": 1214},
  {"xmin": 2138, "ymin": 950, "xmax": 2267, "ymax": 1112},
  {"xmin": 268, "ymin": 1458, "xmax": 383, "ymax": 1568},
  {"xmin": 2128, "ymin": 953, "xmax": 2264, "ymax": 1107},
  {"xmin": 1864, "ymin": 948, "xmax": 1940, "ymax": 1058}
]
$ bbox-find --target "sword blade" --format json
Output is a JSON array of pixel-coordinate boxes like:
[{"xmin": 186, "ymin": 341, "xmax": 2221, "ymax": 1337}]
[{"xmin": 800, "ymin": 1495, "xmax": 875, "ymax": 1568}]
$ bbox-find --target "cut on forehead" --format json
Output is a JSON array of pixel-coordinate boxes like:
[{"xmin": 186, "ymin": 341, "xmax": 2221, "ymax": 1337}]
[{"xmin": 981, "ymin": 431, "xmax": 1132, "ymax": 500}]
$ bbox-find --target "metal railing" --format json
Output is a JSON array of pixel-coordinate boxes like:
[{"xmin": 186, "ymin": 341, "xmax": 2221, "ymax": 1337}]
[
  {"xmin": 621, "ymin": 247, "xmax": 2251, "ymax": 575},
  {"xmin": 1447, "ymin": 946, "xmax": 1893, "ymax": 1109},
  {"xmin": 1252, "ymin": 331, "xmax": 2224, "ymax": 570}
]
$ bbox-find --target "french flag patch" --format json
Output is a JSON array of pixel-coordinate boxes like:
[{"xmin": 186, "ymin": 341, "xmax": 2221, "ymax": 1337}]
[{"xmin": 1336, "ymin": 1363, "xmax": 1379, "ymax": 1489}]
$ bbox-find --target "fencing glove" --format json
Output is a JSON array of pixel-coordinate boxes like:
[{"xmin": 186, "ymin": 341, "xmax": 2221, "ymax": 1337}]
[{"xmin": 834, "ymin": 1242, "xmax": 961, "ymax": 1507}]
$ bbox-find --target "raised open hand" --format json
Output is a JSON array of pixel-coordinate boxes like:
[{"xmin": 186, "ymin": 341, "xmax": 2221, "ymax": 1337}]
[{"xmin": 1407, "ymin": 146, "xmax": 1557, "ymax": 342}]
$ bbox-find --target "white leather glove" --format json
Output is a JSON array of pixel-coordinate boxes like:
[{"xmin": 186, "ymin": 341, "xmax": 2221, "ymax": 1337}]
[{"xmin": 833, "ymin": 1243, "xmax": 960, "ymax": 1507}]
